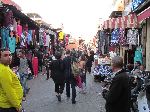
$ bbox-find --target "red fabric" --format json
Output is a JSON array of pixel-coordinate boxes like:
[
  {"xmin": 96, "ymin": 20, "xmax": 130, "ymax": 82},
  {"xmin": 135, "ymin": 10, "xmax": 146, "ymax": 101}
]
[
  {"xmin": 103, "ymin": 13, "xmax": 138, "ymax": 29},
  {"xmin": 17, "ymin": 24, "xmax": 22, "ymax": 38},
  {"xmin": 109, "ymin": 46, "xmax": 115, "ymax": 52},
  {"xmin": 138, "ymin": 7, "xmax": 150, "ymax": 23},
  {"xmin": 112, "ymin": 18, "xmax": 116, "ymax": 29},
  {"xmin": 75, "ymin": 76, "xmax": 82, "ymax": 88},
  {"xmin": 32, "ymin": 57, "xmax": 38, "ymax": 77},
  {"xmin": 118, "ymin": 17, "xmax": 122, "ymax": 28}
]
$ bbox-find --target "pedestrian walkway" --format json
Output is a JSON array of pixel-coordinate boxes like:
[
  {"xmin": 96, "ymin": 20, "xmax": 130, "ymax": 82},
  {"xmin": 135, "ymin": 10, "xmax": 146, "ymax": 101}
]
[{"xmin": 22, "ymin": 73, "xmax": 106, "ymax": 112}]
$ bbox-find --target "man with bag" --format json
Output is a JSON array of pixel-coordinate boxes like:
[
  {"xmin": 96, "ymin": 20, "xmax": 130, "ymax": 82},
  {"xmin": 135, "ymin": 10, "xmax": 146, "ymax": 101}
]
[{"xmin": 63, "ymin": 50, "xmax": 76, "ymax": 104}]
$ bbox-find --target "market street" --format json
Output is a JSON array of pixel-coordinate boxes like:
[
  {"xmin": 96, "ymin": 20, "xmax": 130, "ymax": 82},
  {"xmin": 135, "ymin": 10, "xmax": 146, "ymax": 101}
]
[{"xmin": 22, "ymin": 73, "xmax": 106, "ymax": 112}]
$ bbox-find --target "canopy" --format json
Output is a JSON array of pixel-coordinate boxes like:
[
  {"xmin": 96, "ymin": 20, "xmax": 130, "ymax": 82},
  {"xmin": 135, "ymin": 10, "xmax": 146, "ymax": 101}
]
[{"xmin": 103, "ymin": 13, "xmax": 138, "ymax": 29}]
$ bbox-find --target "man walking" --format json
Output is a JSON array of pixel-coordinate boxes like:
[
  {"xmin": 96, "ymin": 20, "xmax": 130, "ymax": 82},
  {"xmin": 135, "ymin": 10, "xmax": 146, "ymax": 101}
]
[
  {"xmin": 104, "ymin": 56, "xmax": 131, "ymax": 112},
  {"xmin": 63, "ymin": 50, "xmax": 76, "ymax": 104},
  {"xmin": 0, "ymin": 49, "xmax": 23, "ymax": 112}
]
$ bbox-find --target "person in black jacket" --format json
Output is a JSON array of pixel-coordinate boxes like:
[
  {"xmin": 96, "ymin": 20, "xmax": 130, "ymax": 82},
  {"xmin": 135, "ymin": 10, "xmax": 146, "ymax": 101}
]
[
  {"xmin": 63, "ymin": 50, "xmax": 76, "ymax": 104},
  {"xmin": 50, "ymin": 52, "xmax": 65, "ymax": 102},
  {"xmin": 105, "ymin": 56, "xmax": 131, "ymax": 112},
  {"xmin": 85, "ymin": 50, "xmax": 94, "ymax": 74}
]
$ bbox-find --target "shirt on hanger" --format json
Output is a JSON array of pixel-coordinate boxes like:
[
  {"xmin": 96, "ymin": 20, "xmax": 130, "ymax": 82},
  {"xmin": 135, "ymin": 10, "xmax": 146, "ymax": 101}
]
[
  {"xmin": 8, "ymin": 37, "xmax": 16, "ymax": 53},
  {"xmin": 17, "ymin": 25, "xmax": 22, "ymax": 37},
  {"xmin": 111, "ymin": 29, "xmax": 119, "ymax": 45},
  {"xmin": 119, "ymin": 28, "xmax": 126, "ymax": 46},
  {"xmin": 127, "ymin": 29, "xmax": 139, "ymax": 45},
  {"xmin": 44, "ymin": 34, "xmax": 50, "ymax": 47},
  {"xmin": 134, "ymin": 47, "xmax": 142, "ymax": 64}
]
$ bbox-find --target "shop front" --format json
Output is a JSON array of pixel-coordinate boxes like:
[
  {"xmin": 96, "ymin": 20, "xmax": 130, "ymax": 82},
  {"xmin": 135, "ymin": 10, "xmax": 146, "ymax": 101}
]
[
  {"xmin": 133, "ymin": 0, "xmax": 150, "ymax": 70},
  {"xmin": 0, "ymin": 2, "xmax": 39, "ymax": 55},
  {"xmin": 101, "ymin": 13, "xmax": 140, "ymax": 65}
]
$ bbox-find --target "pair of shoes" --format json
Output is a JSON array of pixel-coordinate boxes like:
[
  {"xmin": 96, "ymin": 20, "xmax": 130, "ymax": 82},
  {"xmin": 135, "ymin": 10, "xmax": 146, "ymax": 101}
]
[
  {"xmin": 72, "ymin": 100, "xmax": 76, "ymax": 104},
  {"xmin": 46, "ymin": 78, "xmax": 49, "ymax": 80}
]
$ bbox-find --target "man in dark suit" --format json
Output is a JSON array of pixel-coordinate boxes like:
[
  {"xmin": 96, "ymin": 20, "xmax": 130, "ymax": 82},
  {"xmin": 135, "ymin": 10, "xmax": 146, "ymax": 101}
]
[{"xmin": 105, "ymin": 56, "xmax": 131, "ymax": 112}]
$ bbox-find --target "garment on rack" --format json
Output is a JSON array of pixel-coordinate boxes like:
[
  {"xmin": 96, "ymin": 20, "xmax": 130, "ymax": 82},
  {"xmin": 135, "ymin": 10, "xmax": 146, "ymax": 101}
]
[
  {"xmin": 17, "ymin": 24, "xmax": 22, "ymax": 38},
  {"xmin": 119, "ymin": 28, "xmax": 126, "ymax": 46},
  {"xmin": 127, "ymin": 29, "xmax": 139, "ymax": 45},
  {"xmin": 99, "ymin": 31, "xmax": 105, "ymax": 47},
  {"xmin": 27, "ymin": 31, "xmax": 32, "ymax": 44},
  {"xmin": 20, "ymin": 33, "xmax": 26, "ymax": 47},
  {"xmin": 111, "ymin": 29, "xmax": 119, "ymax": 46},
  {"xmin": 134, "ymin": 47, "xmax": 142, "ymax": 64},
  {"xmin": 93, "ymin": 64, "xmax": 112, "ymax": 76},
  {"xmin": 44, "ymin": 34, "xmax": 50, "ymax": 47},
  {"xmin": 8, "ymin": 37, "xmax": 16, "ymax": 53},
  {"xmin": 39, "ymin": 32, "xmax": 44, "ymax": 45},
  {"xmin": 13, "ymin": 18, "xmax": 17, "ymax": 32},
  {"xmin": 43, "ymin": 32, "xmax": 46, "ymax": 45},
  {"xmin": 0, "ymin": 27, "xmax": 9, "ymax": 49},
  {"xmin": 4, "ymin": 10, "xmax": 13, "ymax": 27}
]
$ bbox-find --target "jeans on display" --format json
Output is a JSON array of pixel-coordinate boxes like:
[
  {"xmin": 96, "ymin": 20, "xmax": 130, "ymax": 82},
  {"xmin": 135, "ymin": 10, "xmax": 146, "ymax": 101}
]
[{"xmin": 1, "ymin": 28, "xmax": 9, "ymax": 48}]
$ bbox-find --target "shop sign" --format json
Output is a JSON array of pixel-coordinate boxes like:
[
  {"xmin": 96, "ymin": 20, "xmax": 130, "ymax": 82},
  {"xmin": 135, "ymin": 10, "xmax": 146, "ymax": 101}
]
[{"xmin": 132, "ymin": 0, "xmax": 145, "ymax": 11}]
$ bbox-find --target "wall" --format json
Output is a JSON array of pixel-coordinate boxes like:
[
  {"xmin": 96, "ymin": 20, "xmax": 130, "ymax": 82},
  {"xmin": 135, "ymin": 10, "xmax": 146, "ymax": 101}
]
[
  {"xmin": 146, "ymin": 18, "xmax": 150, "ymax": 71},
  {"xmin": 112, "ymin": 0, "xmax": 125, "ymax": 11}
]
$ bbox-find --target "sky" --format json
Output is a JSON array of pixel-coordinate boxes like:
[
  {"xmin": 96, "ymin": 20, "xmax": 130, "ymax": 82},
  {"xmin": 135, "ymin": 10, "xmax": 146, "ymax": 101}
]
[{"xmin": 13, "ymin": 0, "xmax": 113, "ymax": 41}]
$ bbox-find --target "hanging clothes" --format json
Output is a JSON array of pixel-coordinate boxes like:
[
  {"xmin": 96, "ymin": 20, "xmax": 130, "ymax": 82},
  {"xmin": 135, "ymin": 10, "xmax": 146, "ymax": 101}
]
[
  {"xmin": 119, "ymin": 28, "xmax": 126, "ymax": 46},
  {"xmin": 44, "ymin": 34, "xmax": 50, "ymax": 47},
  {"xmin": 99, "ymin": 31, "xmax": 105, "ymax": 47},
  {"xmin": 20, "ymin": 33, "xmax": 26, "ymax": 47},
  {"xmin": 127, "ymin": 29, "xmax": 139, "ymax": 45},
  {"xmin": 134, "ymin": 47, "xmax": 142, "ymax": 64},
  {"xmin": 8, "ymin": 37, "xmax": 16, "ymax": 53},
  {"xmin": 4, "ymin": 10, "xmax": 13, "ymax": 27},
  {"xmin": 27, "ymin": 31, "xmax": 32, "ymax": 45},
  {"xmin": 39, "ymin": 32, "xmax": 44, "ymax": 46},
  {"xmin": 32, "ymin": 57, "xmax": 38, "ymax": 78},
  {"xmin": 17, "ymin": 24, "xmax": 22, "ymax": 38},
  {"xmin": 0, "ymin": 27, "xmax": 9, "ymax": 49},
  {"xmin": 43, "ymin": 32, "xmax": 46, "ymax": 46},
  {"xmin": 110, "ymin": 28, "xmax": 120, "ymax": 46},
  {"xmin": 13, "ymin": 18, "xmax": 17, "ymax": 32}
]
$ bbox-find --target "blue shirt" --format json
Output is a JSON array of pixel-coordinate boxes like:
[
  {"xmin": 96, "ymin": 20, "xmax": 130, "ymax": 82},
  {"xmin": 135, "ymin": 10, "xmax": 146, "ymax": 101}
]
[
  {"xmin": 8, "ymin": 37, "xmax": 16, "ymax": 53},
  {"xmin": 134, "ymin": 48, "xmax": 142, "ymax": 64}
]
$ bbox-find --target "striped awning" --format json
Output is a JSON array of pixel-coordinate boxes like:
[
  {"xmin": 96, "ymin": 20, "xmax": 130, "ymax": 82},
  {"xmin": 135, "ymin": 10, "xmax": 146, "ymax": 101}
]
[
  {"xmin": 137, "ymin": 6, "xmax": 150, "ymax": 23},
  {"xmin": 0, "ymin": 0, "xmax": 21, "ymax": 10},
  {"xmin": 103, "ymin": 13, "xmax": 138, "ymax": 29}
]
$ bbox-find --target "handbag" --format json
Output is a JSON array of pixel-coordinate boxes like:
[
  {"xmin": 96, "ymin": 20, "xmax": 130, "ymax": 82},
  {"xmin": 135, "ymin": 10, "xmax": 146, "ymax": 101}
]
[{"xmin": 75, "ymin": 75, "xmax": 82, "ymax": 88}]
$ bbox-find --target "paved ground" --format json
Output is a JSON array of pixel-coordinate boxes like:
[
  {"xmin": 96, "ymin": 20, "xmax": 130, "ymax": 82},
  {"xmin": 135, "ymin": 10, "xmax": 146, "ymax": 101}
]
[{"xmin": 22, "ymin": 73, "xmax": 106, "ymax": 112}]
